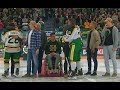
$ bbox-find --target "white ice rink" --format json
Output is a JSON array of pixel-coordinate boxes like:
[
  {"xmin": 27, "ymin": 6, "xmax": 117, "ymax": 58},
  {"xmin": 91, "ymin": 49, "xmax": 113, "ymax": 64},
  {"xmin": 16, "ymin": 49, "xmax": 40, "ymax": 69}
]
[{"xmin": 0, "ymin": 59, "xmax": 120, "ymax": 82}]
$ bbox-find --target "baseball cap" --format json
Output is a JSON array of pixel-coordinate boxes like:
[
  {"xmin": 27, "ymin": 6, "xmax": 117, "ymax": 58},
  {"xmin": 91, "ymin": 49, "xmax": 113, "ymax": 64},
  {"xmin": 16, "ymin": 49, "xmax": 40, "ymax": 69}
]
[{"xmin": 104, "ymin": 18, "xmax": 113, "ymax": 23}]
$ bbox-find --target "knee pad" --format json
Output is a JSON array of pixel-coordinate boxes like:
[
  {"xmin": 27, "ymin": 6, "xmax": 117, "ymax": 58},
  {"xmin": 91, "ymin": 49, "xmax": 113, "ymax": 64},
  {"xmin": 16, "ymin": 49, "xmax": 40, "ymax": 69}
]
[
  {"xmin": 13, "ymin": 60, "xmax": 19, "ymax": 64},
  {"xmin": 4, "ymin": 60, "xmax": 9, "ymax": 63}
]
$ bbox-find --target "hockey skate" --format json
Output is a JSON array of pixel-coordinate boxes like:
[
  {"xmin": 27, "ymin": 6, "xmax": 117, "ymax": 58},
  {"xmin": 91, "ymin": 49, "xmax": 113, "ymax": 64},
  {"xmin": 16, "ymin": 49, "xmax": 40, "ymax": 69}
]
[
  {"xmin": 76, "ymin": 68, "xmax": 83, "ymax": 76},
  {"xmin": 2, "ymin": 69, "xmax": 9, "ymax": 78},
  {"xmin": 68, "ymin": 70, "xmax": 77, "ymax": 80},
  {"xmin": 11, "ymin": 74, "xmax": 17, "ymax": 78},
  {"xmin": 15, "ymin": 68, "xmax": 19, "ymax": 76}
]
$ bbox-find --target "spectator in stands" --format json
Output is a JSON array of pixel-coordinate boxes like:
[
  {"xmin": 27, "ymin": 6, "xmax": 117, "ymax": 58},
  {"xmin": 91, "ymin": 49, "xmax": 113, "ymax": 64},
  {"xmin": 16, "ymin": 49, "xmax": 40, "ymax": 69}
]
[
  {"xmin": 84, "ymin": 19, "xmax": 90, "ymax": 30},
  {"xmin": 22, "ymin": 15, "xmax": 28, "ymax": 23},
  {"xmin": 59, "ymin": 15, "xmax": 65, "ymax": 27},
  {"xmin": 3, "ymin": 8, "xmax": 8, "ymax": 15},
  {"xmin": 112, "ymin": 13, "xmax": 118, "ymax": 22},
  {"xmin": 2, "ymin": 13, "xmax": 8, "ymax": 22},
  {"xmin": 17, "ymin": 15, "xmax": 22, "ymax": 28},
  {"xmin": 75, "ymin": 14, "xmax": 81, "ymax": 26},
  {"xmin": 0, "ymin": 19, "xmax": 4, "ymax": 41},
  {"xmin": 38, "ymin": 17, "xmax": 44, "ymax": 31},
  {"xmin": 54, "ymin": 15, "xmax": 60, "ymax": 31},
  {"xmin": 63, "ymin": 19, "xmax": 73, "ymax": 35}
]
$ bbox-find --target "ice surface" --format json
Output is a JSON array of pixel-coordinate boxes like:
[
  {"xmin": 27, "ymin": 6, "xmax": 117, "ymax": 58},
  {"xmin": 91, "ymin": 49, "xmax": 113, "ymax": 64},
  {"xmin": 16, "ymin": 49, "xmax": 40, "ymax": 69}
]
[{"xmin": 0, "ymin": 59, "xmax": 120, "ymax": 82}]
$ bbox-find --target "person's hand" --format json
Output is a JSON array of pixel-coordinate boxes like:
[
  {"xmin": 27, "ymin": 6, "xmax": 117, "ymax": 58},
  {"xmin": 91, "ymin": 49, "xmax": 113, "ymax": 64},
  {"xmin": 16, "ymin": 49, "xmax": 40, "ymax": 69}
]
[
  {"xmin": 91, "ymin": 48, "xmax": 95, "ymax": 53},
  {"xmin": 12, "ymin": 35, "xmax": 18, "ymax": 39},
  {"xmin": 36, "ymin": 49, "xmax": 39, "ymax": 55},
  {"xmin": 21, "ymin": 45, "xmax": 24, "ymax": 49},
  {"xmin": 51, "ymin": 52, "xmax": 56, "ymax": 56},
  {"xmin": 63, "ymin": 37, "xmax": 67, "ymax": 42},
  {"xmin": 112, "ymin": 48, "xmax": 117, "ymax": 51},
  {"xmin": 75, "ymin": 25, "xmax": 79, "ymax": 28}
]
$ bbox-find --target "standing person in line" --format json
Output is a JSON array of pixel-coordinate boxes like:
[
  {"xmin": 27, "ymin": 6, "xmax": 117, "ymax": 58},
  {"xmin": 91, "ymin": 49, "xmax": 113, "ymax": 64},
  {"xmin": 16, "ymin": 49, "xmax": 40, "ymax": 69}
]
[
  {"xmin": 114, "ymin": 21, "xmax": 120, "ymax": 59},
  {"xmin": 1, "ymin": 22, "xmax": 16, "ymax": 76},
  {"xmin": 84, "ymin": 21, "xmax": 101, "ymax": 76},
  {"xmin": 102, "ymin": 18, "xmax": 119, "ymax": 77},
  {"xmin": 1, "ymin": 22, "xmax": 23, "ymax": 77},
  {"xmin": 22, "ymin": 21, "xmax": 41, "ymax": 78},
  {"xmin": 36, "ymin": 23, "xmax": 47, "ymax": 77},
  {"xmin": 61, "ymin": 30, "xmax": 71, "ymax": 78},
  {"xmin": 63, "ymin": 23, "xmax": 83, "ymax": 79}
]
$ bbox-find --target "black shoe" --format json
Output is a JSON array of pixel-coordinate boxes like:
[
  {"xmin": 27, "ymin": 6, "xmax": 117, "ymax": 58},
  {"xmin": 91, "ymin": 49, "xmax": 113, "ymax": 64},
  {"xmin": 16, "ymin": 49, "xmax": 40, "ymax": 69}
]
[
  {"xmin": 11, "ymin": 74, "xmax": 17, "ymax": 77},
  {"xmin": 102, "ymin": 72, "xmax": 110, "ymax": 76},
  {"xmin": 91, "ymin": 72, "xmax": 97, "ymax": 76},
  {"xmin": 15, "ymin": 68, "xmax": 19, "ymax": 76},
  {"xmin": 75, "ymin": 68, "xmax": 78, "ymax": 76},
  {"xmin": 69, "ymin": 67, "xmax": 71, "ymax": 71},
  {"xmin": 31, "ymin": 74, "xmax": 37, "ymax": 78},
  {"xmin": 67, "ymin": 70, "xmax": 71, "ymax": 76},
  {"xmin": 77, "ymin": 68, "xmax": 83, "ymax": 75},
  {"xmin": 75, "ymin": 67, "xmax": 77, "ymax": 73},
  {"xmin": 2, "ymin": 73, "xmax": 8, "ymax": 77},
  {"xmin": 64, "ymin": 74, "xmax": 68, "ymax": 78},
  {"xmin": 111, "ymin": 73, "xmax": 117, "ymax": 77},
  {"xmin": 84, "ymin": 72, "xmax": 91, "ymax": 75},
  {"xmin": 22, "ymin": 73, "xmax": 31, "ymax": 77},
  {"xmin": 68, "ymin": 71, "xmax": 77, "ymax": 80},
  {"xmin": 69, "ymin": 70, "xmax": 76, "ymax": 77}
]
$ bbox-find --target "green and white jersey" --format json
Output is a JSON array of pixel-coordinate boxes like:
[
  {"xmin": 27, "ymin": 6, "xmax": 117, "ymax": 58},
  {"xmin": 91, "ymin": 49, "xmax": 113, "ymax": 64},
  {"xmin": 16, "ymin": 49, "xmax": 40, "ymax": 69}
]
[
  {"xmin": 2, "ymin": 30, "xmax": 23, "ymax": 53},
  {"xmin": 66, "ymin": 27, "xmax": 81, "ymax": 42}
]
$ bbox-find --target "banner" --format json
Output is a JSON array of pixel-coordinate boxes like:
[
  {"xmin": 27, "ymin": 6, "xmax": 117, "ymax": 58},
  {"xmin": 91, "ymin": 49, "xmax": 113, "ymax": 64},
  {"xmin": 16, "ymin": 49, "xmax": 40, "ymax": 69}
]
[{"xmin": 82, "ymin": 47, "xmax": 103, "ymax": 56}]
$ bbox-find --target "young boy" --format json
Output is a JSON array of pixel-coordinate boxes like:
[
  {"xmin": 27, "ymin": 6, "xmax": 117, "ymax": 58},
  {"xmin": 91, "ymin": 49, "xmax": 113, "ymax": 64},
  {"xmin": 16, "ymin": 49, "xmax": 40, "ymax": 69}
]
[
  {"xmin": 61, "ymin": 30, "xmax": 71, "ymax": 78},
  {"xmin": 45, "ymin": 32, "xmax": 61, "ymax": 74}
]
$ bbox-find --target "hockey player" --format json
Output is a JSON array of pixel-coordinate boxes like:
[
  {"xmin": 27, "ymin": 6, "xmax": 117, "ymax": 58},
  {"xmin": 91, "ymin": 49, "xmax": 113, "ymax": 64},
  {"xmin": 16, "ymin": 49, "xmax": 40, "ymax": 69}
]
[
  {"xmin": 1, "ymin": 23, "xmax": 23, "ymax": 77},
  {"xmin": 63, "ymin": 24, "xmax": 83, "ymax": 79}
]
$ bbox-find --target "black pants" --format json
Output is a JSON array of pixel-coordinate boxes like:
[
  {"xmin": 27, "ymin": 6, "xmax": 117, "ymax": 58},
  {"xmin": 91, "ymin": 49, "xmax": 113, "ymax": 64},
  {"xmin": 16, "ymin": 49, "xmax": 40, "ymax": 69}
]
[
  {"xmin": 86, "ymin": 48, "xmax": 98, "ymax": 73},
  {"xmin": 11, "ymin": 55, "xmax": 15, "ymax": 75},
  {"xmin": 38, "ymin": 47, "xmax": 44, "ymax": 74},
  {"xmin": 63, "ymin": 43, "xmax": 71, "ymax": 74},
  {"xmin": 11, "ymin": 51, "xmax": 21, "ymax": 75}
]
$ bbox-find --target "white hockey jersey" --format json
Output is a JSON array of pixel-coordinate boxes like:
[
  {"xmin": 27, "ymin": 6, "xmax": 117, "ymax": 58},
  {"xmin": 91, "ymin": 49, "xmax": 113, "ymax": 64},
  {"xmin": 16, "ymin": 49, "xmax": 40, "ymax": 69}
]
[
  {"xmin": 1, "ymin": 30, "xmax": 23, "ymax": 53},
  {"xmin": 64, "ymin": 27, "xmax": 82, "ymax": 43}
]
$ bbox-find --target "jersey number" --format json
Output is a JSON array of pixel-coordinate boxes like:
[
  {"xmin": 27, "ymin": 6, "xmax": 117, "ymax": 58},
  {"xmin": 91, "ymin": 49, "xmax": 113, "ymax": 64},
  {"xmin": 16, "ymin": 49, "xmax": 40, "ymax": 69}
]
[{"xmin": 8, "ymin": 36, "xmax": 18, "ymax": 43}]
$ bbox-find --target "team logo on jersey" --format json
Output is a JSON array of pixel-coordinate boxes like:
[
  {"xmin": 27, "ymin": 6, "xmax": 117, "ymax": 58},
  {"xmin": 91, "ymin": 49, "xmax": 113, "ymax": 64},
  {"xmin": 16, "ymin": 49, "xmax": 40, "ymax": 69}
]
[{"xmin": 50, "ymin": 45, "xmax": 56, "ymax": 51}]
